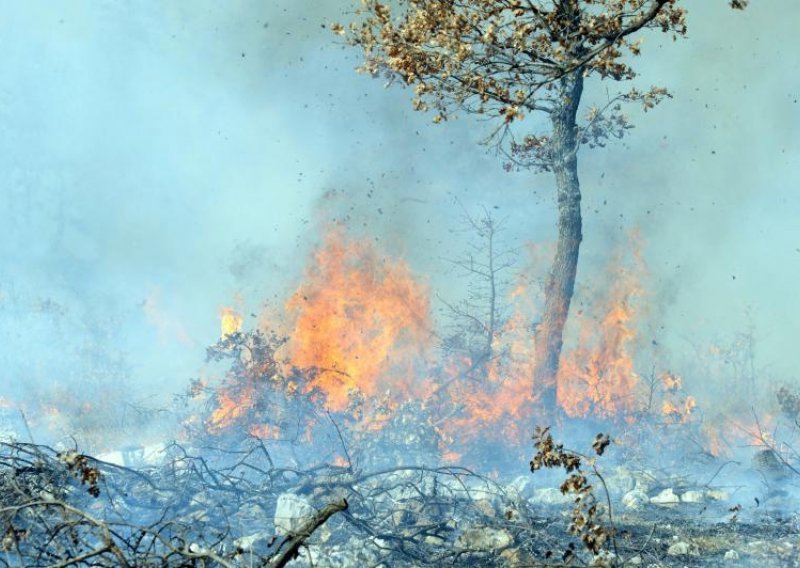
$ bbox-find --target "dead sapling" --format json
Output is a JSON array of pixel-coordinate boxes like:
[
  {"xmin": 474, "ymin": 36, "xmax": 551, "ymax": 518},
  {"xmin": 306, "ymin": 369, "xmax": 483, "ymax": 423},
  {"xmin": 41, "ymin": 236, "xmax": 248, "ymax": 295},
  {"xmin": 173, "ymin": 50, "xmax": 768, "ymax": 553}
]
[
  {"xmin": 531, "ymin": 427, "xmax": 620, "ymax": 565},
  {"xmin": 439, "ymin": 205, "xmax": 516, "ymax": 382}
]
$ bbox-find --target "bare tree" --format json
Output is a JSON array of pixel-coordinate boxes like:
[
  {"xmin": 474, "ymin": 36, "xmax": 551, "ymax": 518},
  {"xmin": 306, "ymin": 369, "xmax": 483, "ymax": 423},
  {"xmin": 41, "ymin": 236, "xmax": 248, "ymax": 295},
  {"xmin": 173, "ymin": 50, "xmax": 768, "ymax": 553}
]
[
  {"xmin": 334, "ymin": 0, "xmax": 747, "ymax": 412},
  {"xmin": 440, "ymin": 206, "xmax": 515, "ymax": 380}
]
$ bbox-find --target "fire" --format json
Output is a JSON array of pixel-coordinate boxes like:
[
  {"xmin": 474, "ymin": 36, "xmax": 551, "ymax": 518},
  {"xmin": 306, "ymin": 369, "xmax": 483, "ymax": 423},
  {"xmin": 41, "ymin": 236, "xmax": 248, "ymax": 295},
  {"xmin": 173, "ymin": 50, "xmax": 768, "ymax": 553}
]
[
  {"xmin": 331, "ymin": 455, "xmax": 350, "ymax": 468},
  {"xmin": 219, "ymin": 307, "xmax": 243, "ymax": 338},
  {"xmin": 661, "ymin": 396, "xmax": 696, "ymax": 423},
  {"xmin": 207, "ymin": 385, "xmax": 255, "ymax": 432},
  {"xmin": 557, "ymin": 234, "xmax": 645, "ymax": 419},
  {"xmin": 702, "ymin": 414, "xmax": 776, "ymax": 457},
  {"xmin": 285, "ymin": 230, "xmax": 432, "ymax": 411},
  {"xmin": 249, "ymin": 423, "xmax": 281, "ymax": 439},
  {"xmin": 205, "ymin": 226, "xmax": 741, "ymax": 467},
  {"xmin": 436, "ymin": 246, "xmax": 545, "ymax": 453}
]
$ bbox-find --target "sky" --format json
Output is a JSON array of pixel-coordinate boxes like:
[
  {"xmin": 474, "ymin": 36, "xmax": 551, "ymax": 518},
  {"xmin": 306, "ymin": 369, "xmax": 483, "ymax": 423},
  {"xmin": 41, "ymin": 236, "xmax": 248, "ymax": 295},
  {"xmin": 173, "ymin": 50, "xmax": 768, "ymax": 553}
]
[{"xmin": 0, "ymin": 1, "xmax": 798, "ymax": 436}]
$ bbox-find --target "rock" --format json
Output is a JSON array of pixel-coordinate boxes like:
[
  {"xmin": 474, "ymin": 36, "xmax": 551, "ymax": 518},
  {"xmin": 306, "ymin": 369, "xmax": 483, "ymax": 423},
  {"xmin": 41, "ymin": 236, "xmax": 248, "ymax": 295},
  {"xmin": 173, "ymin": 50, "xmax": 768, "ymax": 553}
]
[
  {"xmin": 705, "ymin": 489, "xmax": 730, "ymax": 501},
  {"xmin": 499, "ymin": 547, "xmax": 536, "ymax": 567},
  {"xmin": 508, "ymin": 475, "xmax": 535, "ymax": 499},
  {"xmin": 650, "ymin": 488, "xmax": 680, "ymax": 506},
  {"xmin": 456, "ymin": 527, "xmax": 513, "ymax": 551},
  {"xmin": 589, "ymin": 550, "xmax": 617, "ymax": 566},
  {"xmin": 274, "ymin": 493, "xmax": 315, "ymax": 535},
  {"xmin": 183, "ymin": 508, "xmax": 209, "ymax": 523},
  {"xmin": 724, "ymin": 549, "xmax": 740, "ymax": 560},
  {"xmin": 464, "ymin": 477, "xmax": 502, "ymax": 502},
  {"xmin": 375, "ymin": 470, "xmax": 436, "ymax": 503},
  {"xmin": 622, "ymin": 489, "xmax": 649, "ymax": 510},
  {"xmin": 233, "ymin": 532, "xmax": 270, "ymax": 553},
  {"xmin": 235, "ymin": 503, "xmax": 264, "ymax": 523},
  {"xmin": 438, "ymin": 475, "xmax": 496, "ymax": 502},
  {"xmin": 667, "ymin": 541, "xmax": 699, "ymax": 556},
  {"xmin": 681, "ymin": 490, "xmax": 705, "ymax": 503},
  {"xmin": 188, "ymin": 543, "xmax": 209, "ymax": 554},
  {"xmin": 627, "ymin": 555, "xmax": 642, "ymax": 565},
  {"xmin": 533, "ymin": 487, "xmax": 573, "ymax": 505},
  {"xmin": 473, "ymin": 498, "xmax": 496, "ymax": 518}
]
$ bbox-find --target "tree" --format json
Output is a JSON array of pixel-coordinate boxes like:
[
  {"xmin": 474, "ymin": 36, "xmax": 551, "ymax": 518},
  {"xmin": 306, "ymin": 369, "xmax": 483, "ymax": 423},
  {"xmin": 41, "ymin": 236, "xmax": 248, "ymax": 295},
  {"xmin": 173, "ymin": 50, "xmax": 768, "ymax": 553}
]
[
  {"xmin": 440, "ymin": 206, "xmax": 515, "ymax": 380},
  {"xmin": 334, "ymin": 0, "xmax": 747, "ymax": 413}
]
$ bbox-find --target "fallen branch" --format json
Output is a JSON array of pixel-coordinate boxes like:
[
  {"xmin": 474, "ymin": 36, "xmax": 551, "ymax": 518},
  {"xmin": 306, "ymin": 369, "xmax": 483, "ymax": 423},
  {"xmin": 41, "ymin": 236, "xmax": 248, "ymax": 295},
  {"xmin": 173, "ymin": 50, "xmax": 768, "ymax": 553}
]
[{"xmin": 267, "ymin": 498, "xmax": 348, "ymax": 568}]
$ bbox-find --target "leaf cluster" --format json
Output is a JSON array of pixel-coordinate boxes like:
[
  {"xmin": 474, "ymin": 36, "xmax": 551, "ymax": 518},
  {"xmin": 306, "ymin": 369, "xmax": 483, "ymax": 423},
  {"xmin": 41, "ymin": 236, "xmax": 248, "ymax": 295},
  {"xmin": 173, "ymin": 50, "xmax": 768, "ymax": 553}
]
[
  {"xmin": 56, "ymin": 450, "xmax": 102, "ymax": 498},
  {"xmin": 531, "ymin": 426, "xmax": 616, "ymax": 559},
  {"xmin": 336, "ymin": 0, "xmax": 746, "ymax": 168}
]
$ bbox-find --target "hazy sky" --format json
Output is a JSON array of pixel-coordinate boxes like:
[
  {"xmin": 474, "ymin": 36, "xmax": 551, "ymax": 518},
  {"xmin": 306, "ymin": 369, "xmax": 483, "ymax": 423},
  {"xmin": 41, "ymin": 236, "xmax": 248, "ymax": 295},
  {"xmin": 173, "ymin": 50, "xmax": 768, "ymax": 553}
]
[{"xmin": 1, "ymin": 1, "xmax": 798, "ymax": 418}]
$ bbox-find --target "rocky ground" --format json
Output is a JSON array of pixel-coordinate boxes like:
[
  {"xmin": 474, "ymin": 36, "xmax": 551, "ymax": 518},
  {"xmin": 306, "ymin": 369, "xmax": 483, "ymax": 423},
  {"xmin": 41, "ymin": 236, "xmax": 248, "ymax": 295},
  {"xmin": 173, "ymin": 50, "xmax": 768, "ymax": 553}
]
[{"xmin": 1, "ymin": 436, "xmax": 799, "ymax": 567}]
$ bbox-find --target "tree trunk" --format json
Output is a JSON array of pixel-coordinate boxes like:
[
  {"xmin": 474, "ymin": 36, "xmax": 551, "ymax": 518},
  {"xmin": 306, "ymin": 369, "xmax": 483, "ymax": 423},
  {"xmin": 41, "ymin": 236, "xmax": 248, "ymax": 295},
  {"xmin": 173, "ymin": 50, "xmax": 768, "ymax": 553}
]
[{"xmin": 533, "ymin": 69, "xmax": 584, "ymax": 414}]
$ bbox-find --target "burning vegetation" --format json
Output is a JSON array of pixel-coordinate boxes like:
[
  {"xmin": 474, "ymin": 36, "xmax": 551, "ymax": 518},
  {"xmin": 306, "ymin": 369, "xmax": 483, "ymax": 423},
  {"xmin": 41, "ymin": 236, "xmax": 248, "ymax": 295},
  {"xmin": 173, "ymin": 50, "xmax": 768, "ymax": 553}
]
[
  {"xmin": 5, "ymin": 212, "xmax": 796, "ymax": 567},
  {"xmin": 4, "ymin": 226, "xmax": 799, "ymax": 565},
  {"xmin": 196, "ymin": 225, "xmax": 707, "ymax": 461},
  {"xmin": 7, "ymin": 0, "xmax": 800, "ymax": 566}
]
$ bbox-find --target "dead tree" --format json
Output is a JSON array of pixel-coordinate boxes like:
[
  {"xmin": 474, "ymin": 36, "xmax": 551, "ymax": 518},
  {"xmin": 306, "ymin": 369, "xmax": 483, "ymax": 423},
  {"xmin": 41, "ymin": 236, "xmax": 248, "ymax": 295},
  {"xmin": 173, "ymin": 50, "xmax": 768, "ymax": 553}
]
[
  {"xmin": 440, "ymin": 206, "xmax": 515, "ymax": 380},
  {"xmin": 335, "ymin": 0, "xmax": 748, "ymax": 414}
]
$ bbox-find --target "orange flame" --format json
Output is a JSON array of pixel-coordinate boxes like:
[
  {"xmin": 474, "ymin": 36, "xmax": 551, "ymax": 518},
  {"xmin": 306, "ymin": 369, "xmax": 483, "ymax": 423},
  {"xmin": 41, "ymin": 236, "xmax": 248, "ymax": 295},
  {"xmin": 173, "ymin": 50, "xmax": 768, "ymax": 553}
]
[
  {"xmin": 703, "ymin": 414, "xmax": 776, "ymax": 457},
  {"xmin": 207, "ymin": 385, "xmax": 255, "ymax": 432},
  {"xmin": 285, "ymin": 230, "xmax": 432, "ymax": 411},
  {"xmin": 249, "ymin": 423, "xmax": 282, "ymax": 439},
  {"xmin": 205, "ymin": 227, "xmax": 722, "ymax": 465},
  {"xmin": 436, "ymin": 245, "xmax": 546, "ymax": 452},
  {"xmin": 557, "ymin": 233, "xmax": 645, "ymax": 419}
]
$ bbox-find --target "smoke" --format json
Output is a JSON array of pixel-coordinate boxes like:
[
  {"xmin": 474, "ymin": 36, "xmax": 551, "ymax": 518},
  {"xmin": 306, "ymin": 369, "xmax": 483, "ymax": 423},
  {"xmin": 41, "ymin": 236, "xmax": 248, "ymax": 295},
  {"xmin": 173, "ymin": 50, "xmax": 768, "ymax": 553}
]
[
  {"xmin": 0, "ymin": 0, "xmax": 797, "ymax": 445},
  {"xmin": 578, "ymin": 0, "xmax": 800, "ymax": 386}
]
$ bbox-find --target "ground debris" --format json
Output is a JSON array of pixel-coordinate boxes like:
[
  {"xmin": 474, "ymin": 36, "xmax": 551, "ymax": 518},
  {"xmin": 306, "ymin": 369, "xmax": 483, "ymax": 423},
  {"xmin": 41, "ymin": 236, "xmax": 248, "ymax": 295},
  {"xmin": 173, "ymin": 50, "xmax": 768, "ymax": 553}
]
[{"xmin": 0, "ymin": 439, "xmax": 798, "ymax": 566}]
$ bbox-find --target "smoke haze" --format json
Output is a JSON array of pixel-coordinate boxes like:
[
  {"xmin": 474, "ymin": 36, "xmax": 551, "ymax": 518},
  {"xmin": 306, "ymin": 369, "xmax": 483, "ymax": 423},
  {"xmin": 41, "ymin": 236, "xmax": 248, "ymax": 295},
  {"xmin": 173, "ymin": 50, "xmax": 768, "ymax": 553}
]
[{"xmin": 0, "ymin": 1, "xmax": 798, "ymax": 441}]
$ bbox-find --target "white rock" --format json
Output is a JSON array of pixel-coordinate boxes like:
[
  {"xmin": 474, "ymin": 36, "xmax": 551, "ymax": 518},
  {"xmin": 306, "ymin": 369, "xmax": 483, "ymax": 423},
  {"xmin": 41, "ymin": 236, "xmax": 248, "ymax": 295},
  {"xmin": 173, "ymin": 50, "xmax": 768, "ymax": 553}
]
[
  {"xmin": 473, "ymin": 498, "xmax": 496, "ymax": 518},
  {"xmin": 705, "ymin": 489, "xmax": 730, "ymax": 501},
  {"xmin": 508, "ymin": 475, "xmax": 535, "ymax": 499},
  {"xmin": 667, "ymin": 541, "xmax": 698, "ymax": 556},
  {"xmin": 589, "ymin": 551, "xmax": 617, "ymax": 566},
  {"xmin": 724, "ymin": 549, "xmax": 740, "ymax": 560},
  {"xmin": 188, "ymin": 543, "xmax": 209, "ymax": 554},
  {"xmin": 681, "ymin": 490, "xmax": 705, "ymax": 503},
  {"xmin": 94, "ymin": 450, "xmax": 126, "ymax": 467},
  {"xmin": 274, "ymin": 493, "xmax": 315, "ymax": 535},
  {"xmin": 533, "ymin": 487, "xmax": 574, "ymax": 505},
  {"xmin": 622, "ymin": 490, "xmax": 649, "ymax": 510},
  {"xmin": 233, "ymin": 532, "xmax": 270, "ymax": 553},
  {"xmin": 455, "ymin": 527, "xmax": 513, "ymax": 551},
  {"xmin": 465, "ymin": 478, "xmax": 502, "ymax": 501},
  {"xmin": 650, "ymin": 488, "xmax": 680, "ymax": 506},
  {"xmin": 439, "ymin": 476, "xmax": 496, "ymax": 501},
  {"xmin": 627, "ymin": 554, "xmax": 642, "ymax": 565}
]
